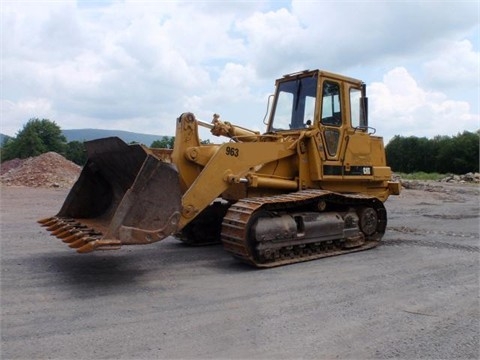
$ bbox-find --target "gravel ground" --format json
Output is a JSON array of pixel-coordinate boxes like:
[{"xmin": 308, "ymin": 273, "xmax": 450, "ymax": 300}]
[{"xmin": 1, "ymin": 183, "xmax": 479, "ymax": 360}]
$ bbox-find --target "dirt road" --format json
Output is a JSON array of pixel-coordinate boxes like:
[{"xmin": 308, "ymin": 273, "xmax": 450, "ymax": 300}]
[{"xmin": 1, "ymin": 183, "xmax": 479, "ymax": 359}]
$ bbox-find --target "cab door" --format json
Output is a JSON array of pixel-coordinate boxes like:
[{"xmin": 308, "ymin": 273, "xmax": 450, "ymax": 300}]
[
  {"xmin": 340, "ymin": 84, "xmax": 374, "ymax": 177},
  {"xmin": 319, "ymin": 79, "xmax": 344, "ymax": 162}
]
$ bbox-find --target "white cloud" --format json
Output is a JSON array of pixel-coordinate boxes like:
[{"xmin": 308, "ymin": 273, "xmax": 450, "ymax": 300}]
[
  {"xmin": 237, "ymin": 1, "xmax": 479, "ymax": 74},
  {"xmin": 423, "ymin": 39, "xmax": 479, "ymax": 89},
  {"xmin": 236, "ymin": 8, "xmax": 309, "ymax": 77},
  {"xmin": 1, "ymin": 98, "xmax": 55, "ymax": 135},
  {"xmin": 369, "ymin": 67, "xmax": 479, "ymax": 143}
]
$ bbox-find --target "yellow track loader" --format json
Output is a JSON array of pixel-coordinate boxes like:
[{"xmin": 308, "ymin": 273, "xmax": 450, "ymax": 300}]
[{"xmin": 39, "ymin": 69, "xmax": 400, "ymax": 267}]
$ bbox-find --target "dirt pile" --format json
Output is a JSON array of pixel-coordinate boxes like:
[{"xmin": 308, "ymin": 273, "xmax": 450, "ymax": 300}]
[{"xmin": 1, "ymin": 152, "xmax": 81, "ymax": 188}]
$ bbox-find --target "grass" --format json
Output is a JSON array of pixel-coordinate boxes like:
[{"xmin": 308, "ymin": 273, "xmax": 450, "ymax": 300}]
[{"xmin": 395, "ymin": 172, "xmax": 447, "ymax": 181}]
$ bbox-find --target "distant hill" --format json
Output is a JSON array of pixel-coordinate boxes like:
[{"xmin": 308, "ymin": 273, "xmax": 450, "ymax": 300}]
[
  {"xmin": 1, "ymin": 133, "xmax": 12, "ymax": 145},
  {"xmin": 62, "ymin": 129, "xmax": 169, "ymax": 145}
]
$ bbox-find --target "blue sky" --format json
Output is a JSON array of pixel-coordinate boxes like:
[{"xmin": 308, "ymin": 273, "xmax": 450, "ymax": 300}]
[{"xmin": 2, "ymin": 0, "xmax": 479, "ymax": 143}]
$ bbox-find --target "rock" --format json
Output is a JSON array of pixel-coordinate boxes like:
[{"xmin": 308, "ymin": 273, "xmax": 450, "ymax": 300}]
[{"xmin": 438, "ymin": 173, "xmax": 480, "ymax": 184}]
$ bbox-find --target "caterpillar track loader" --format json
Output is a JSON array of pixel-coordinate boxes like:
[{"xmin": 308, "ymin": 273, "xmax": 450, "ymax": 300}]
[{"xmin": 39, "ymin": 69, "xmax": 400, "ymax": 267}]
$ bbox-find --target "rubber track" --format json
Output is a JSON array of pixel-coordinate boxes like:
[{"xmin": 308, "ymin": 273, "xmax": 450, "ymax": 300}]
[{"xmin": 221, "ymin": 189, "xmax": 386, "ymax": 267}]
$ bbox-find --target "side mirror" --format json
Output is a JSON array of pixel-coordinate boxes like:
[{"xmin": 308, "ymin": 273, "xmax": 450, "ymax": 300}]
[{"xmin": 263, "ymin": 94, "xmax": 274, "ymax": 126}]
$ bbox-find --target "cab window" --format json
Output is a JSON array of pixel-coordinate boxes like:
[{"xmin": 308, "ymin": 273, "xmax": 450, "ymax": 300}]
[
  {"xmin": 350, "ymin": 88, "xmax": 361, "ymax": 128},
  {"xmin": 321, "ymin": 81, "xmax": 341, "ymax": 126},
  {"xmin": 269, "ymin": 76, "xmax": 317, "ymax": 131}
]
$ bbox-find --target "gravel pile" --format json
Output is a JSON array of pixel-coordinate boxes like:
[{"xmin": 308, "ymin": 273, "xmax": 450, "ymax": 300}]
[
  {"xmin": 0, "ymin": 158, "xmax": 24, "ymax": 176},
  {"xmin": 1, "ymin": 152, "xmax": 81, "ymax": 188},
  {"xmin": 440, "ymin": 173, "xmax": 480, "ymax": 183}
]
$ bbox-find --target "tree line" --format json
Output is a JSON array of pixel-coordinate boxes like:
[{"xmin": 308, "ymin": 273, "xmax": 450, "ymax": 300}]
[
  {"xmin": 385, "ymin": 131, "xmax": 479, "ymax": 174},
  {"xmin": 0, "ymin": 118, "xmax": 175, "ymax": 166},
  {"xmin": 1, "ymin": 118, "xmax": 478, "ymax": 175}
]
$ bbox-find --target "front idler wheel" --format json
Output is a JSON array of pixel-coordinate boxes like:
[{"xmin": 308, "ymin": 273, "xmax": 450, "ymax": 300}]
[{"xmin": 358, "ymin": 207, "xmax": 378, "ymax": 236}]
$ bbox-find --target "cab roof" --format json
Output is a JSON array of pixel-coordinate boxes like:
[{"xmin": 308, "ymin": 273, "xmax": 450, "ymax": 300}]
[{"xmin": 280, "ymin": 69, "xmax": 363, "ymax": 86}]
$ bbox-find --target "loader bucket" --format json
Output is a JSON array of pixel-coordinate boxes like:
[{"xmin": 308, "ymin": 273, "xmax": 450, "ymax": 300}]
[{"xmin": 39, "ymin": 137, "xmax": 182, "ymax": 253}]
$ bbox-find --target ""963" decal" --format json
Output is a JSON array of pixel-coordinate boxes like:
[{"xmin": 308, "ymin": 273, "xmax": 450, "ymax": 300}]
[{"xmin": 226, "ymin": 146, "xmax": 239, "ymax": 157}]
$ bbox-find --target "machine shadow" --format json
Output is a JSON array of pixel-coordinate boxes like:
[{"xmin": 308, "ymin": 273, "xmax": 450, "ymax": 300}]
[
  {"xmin": 42, "ymin": 240, "xmax": 256, "ymax": 297},
  {"xmin": 44, "ymin": 253, "xmax": 149, "ymax": 297}
]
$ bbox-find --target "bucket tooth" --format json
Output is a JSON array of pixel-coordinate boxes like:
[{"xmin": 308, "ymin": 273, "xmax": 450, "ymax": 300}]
[
  {"xmin": 47, "ymin": 218, "xmax": 79, "ymax": 232},
  {"xmin": 41, "ymin": 218, "xmax": 60, "ymax": 227},
  {"xmin": 38, "ymin": 217, "xmax": 55, "ymax": 225},
  {"xmin": 77, "ymin": 239, "xmax": 122, "ymax": 253},
  {"xmin": 62, "ymin": 232, "xmax": 84, "ymax": 243},
  {"xmin": 51, "ymin": 224, "xmax": 73, "ymax": 236},
  {"xmin": 57, "ymin": 228, "xmax": 85, "ymax": 239},
  {"xmin": 76, "ymin": 242, "xmax": 96, "ymax": 253},
  {"xmin": 56, "ymin": 229, "xmax": 76, "ymax": 239},
  {"xmin": 46, "ymin": 222, "xmax": 66, "ymax": 232},
  {"xmin": 68, "ymin": 237, "xmax": 89, "ymax": 249}
]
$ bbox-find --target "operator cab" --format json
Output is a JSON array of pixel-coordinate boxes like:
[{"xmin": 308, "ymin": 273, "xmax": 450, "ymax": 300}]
[{"xmin": 266, "ymin": 69, "xmax": 369, "ymax": 133}]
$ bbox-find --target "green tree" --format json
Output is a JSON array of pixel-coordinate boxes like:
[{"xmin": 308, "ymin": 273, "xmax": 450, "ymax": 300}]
[
  {"xmin": 436, "ymin": 131, "xmax": 479, "ymax": 174},
  {"xmin": 386, "ymin": 135, "xmax": 425, "ymax": 172},
  {"xmin": 1, "ymin": 118, "xmax": 67, "ymax": 161},
  {"xmin": 386, "ymin": 131, "xmax": 479, "ymax": 174},
  {"xmin": 385, "ymin": 135, "xmax": 403, "ymax": 171},
  {"xmin": 17, "ymin": 125, "xmax": 47, "ymax": 157},
  {"xmin": 65, "ymin": 141, "xmax": 87, "ymax": 165},
  {"xmin": 151, "ymin": 136, "xmax": 175, "ymax": 149},
  {"xmin": 433, "ymin": 135, "xmax": 454, "ymax": 173},
  {"xmin": 400, "ymin": 136, "xmax": 421, "ymax": 173},
  {"xmin": 455, "ymin": 131, "xmax": 479, "ymax": 173}
]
